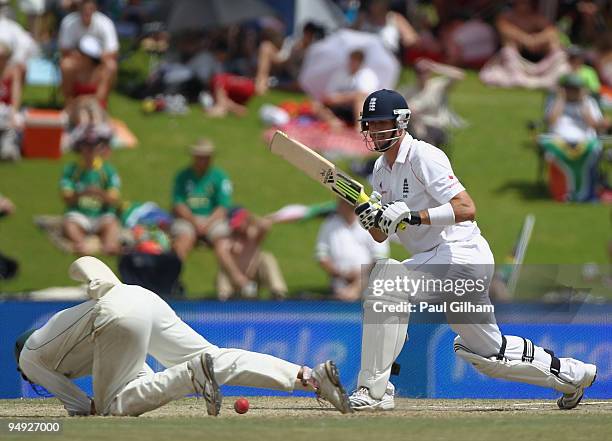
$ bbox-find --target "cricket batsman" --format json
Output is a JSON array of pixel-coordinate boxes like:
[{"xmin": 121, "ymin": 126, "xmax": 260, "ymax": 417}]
[
  {"xmin": 349, "ymin": 89, "xmax": 597, "ymax": 411},
  {"xmin": 14, "ymin": 257, "xmax": 352, "ymax": 416}
]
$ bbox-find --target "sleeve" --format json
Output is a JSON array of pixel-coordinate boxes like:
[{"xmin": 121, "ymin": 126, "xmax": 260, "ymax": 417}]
[
  {"xmin": 586, "ymin": 97, "xmax": 603, "ymax": 122},
  {"xmin": 315, "ymin": 219, "xmax": 333, "ymax": 260},
  {"xmin": 104, "ymin": 165, "xmax": 121, "ymax": 191},
  {"xmin": 214, "ymin": 171, "xmax": 233, "ymax": 209},
  {"xmin": 414, "ymin": 147, "xmax": 465, "ymax": 204},
  {"xmin": 172, "ymin": 172, "xmax": 187, "ymax": 206},
  {"xmin": 355, "ymin": 68, "xmax": 380, "ymax": 94},
  {"xmin": 100, "ymin": 15, "xmax": 119, "ymax": 53},
  {"xmin": 369, "ymin": 237, "xmax": 389, "ymax": 260},
  {"xmin": 60, "ymin": 165, "xmax": 75, "ymax": 193},
  {"xmin": 19, "ymin": 357, "xmax": 91, "ymax": 416},
  {"xmin": 58, "ymin": 16, "xmax": 75, "ymax": 50}
]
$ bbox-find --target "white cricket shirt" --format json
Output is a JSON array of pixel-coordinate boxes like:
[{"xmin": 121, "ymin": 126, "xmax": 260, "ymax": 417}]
[
  {"xmin": 58, "ymin": 11, "xmax": 119, "ymax": 53},
  {"xmin": 371, "ymin": 134, "xmax": 480, "ymax": 255}
]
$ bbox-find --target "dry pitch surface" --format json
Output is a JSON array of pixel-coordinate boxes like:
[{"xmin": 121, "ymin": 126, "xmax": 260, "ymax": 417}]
[{"xmin": 1, "ymin": 397, "xmax": 611, "ymax": 441}]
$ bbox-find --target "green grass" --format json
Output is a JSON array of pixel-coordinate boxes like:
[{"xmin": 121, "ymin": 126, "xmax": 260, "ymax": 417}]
[
  {"xmin": 1, "ymin": 414, "xmax": 610, "ymax": 441},
  {"xmin": 0, "ymin": 74, "xmax": 610, "ymax": 297}
]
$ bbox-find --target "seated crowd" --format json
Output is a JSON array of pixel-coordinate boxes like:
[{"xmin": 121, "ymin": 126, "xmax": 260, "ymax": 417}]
[{"xmin": 1, "ymin": 0, "xmax": 611, "ymax": 298}]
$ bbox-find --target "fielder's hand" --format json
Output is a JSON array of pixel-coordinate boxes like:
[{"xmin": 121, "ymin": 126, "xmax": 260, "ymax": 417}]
[
  {"xmin": 355, "ymin": 191, "xmax": 382, "ymax": 230},
  {"xmin": 376, "ymin": 200, "xmax": 411, "ymax": 235}
]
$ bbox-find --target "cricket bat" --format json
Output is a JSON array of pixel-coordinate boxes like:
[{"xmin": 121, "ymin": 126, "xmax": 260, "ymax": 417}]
[{"xmin": 269, "ymin": 130, "xmax": 407, "ymax": 229}]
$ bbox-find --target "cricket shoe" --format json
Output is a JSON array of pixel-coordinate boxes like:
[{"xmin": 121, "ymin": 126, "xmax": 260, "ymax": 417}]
[
  {"xmin": 312, "ymin": 361, "xmax": 353, "ymax": 413},
  {"xmin": 188, "ymin": 353, "xmax": 222, "ymax": 416},
  {"xmin": 349, "ymin": 382, "xmax": 395, "ymax": 411},
  {"xmin": 557, "ymin": 364, "xmax": 597, "ymax": 410}
]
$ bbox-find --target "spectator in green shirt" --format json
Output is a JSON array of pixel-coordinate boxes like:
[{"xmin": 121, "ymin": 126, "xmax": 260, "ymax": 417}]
[
  {"xmin": 60, "ymin": 125, "xmax": 121, "ymax": 255},
  {"xmin": 171, "ymin": 139, "xmax": 256, "ymax": 296}
]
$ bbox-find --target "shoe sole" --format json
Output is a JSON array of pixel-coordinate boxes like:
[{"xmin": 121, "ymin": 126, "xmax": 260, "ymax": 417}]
[
  {"xmin": 324, "ymin": 361, "xmax": 354, "ymax": 414},
  {"xmin": 201, "ymin": 353, "xmax": 222, "ymax": 416},
  {"xmin": 351, "ymin": 399, "xmax": 395, "ymax": 412}
]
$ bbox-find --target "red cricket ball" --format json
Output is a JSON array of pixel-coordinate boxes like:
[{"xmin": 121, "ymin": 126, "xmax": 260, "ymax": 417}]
[{"xmin": 234, "ymin": 397, "xmax": 249, "ymax": 414}]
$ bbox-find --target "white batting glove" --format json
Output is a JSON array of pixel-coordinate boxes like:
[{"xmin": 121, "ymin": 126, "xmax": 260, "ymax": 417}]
[
  {"xmin": 376, "ymin": 200, "xmax": 411, "ymax": 235},
  {"xmin": 354, "ymin": 191, "xmax": 382, "ymax": 230}
]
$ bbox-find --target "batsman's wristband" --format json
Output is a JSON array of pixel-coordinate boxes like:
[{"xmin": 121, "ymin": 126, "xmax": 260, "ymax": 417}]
[
  {"xmin": 427, "ymin": 202, "xmax": 455, "ymax": 226},
  {"xmin": 408, "ymin": 211, "xmax": 421, "ymax": 225}
]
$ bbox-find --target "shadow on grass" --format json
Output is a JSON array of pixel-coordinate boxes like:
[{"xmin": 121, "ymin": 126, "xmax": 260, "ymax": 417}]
[{"xmin": 495, "ymin": 180, "xmax": 550, "ymax": 201}]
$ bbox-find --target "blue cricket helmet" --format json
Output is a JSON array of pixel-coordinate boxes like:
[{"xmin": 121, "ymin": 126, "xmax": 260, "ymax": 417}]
[{"xmin": 359, "ymin": 89, "xmax": 411, "ymax": 130}]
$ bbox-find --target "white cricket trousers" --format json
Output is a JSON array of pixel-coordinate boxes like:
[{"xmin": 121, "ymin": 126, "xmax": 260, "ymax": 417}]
[
  {"xmin": 21, "ymin": 285, "xmax": 301, "ymax": 416},
  {"xmin": 96, "ymin": 286, "xmax": 302, "ymax": 415},
  {"xmin": 358, "ymin": 235, "xmax": 592, "ymax": 399}
]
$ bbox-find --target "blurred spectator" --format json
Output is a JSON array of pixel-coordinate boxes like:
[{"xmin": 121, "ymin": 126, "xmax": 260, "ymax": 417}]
[
  {"xmin": 255, "ymin": 21, "xmax": 323, "ymax": 95},
  {"xmin": 216, "ymin": 208, "xmax": 287, "ymax": 301},
  {"xmin": 545, "ymin": 74, "xmax": 607, "ymax": 144},
  {"xmin": 60, "ymin": 125, "xmax": 121, "ymax": 255},
  {"xmin": 0, "ymin": 193, "xmax": 14, "ymax": 216},
  {"xmin": 480, "ymin": 0, "xmax": 567, "ymax": 89},
  {"xmin": 18, "ymin": 0, "xmax": 46, "ymax": 42},
  {"xmin": 171, "ymin": 139, "xmax": 256, "ymax": 296},
  {"xmin": 594, "ymin": 31, "xmax": 612, "ymax": 88},
  {"xmin": 312, "ymin": 49, "xmax": 378, "ymax": 130},
  {"xmin": 0, "ymin": 193, "xmax": 18, "ymax": 280},
  {"xmin": 315, "ymin": 199, "xmax": 389, "ymax": 301},
  {"xmin": 566, "ymin": 45, "xmax": 600, "ymax": 97},
  {"xmin": 353, "ymin": 0, "xmax": 418, "ymax": 55},
  {"xmin": 0, "ymin": 14, "xmax": 38, "ymax": 127},
  {"xmin": 539, "ymin": 74, "xmax": 609, "ymax": 201},
  {"xmin": 438, "ymin": 17, "xmax": 497, "ymax": 68},
  {"xmin": 401, "ymin": 58, "xmax": 466, "ymax": 146},
  {"xmin": 59, "ymin": 0, "xmax": 118, "ymax": 109}
]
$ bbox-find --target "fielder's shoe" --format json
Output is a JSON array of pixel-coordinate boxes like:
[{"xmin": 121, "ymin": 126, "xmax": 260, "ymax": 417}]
[
  {"xmin": 557, "ymin": 364, "xmax": 597, "ymax": 410},
  {"xmin": 312, "ymin": 360, "xmax": 353, "ymax": 413},
  {"xmin": 349, "ymin": 382, "xmax": 395, "ymax": 411},
  {"xmin": 188, "ymin": 353, "xmax": 222, "ymax": 416}
]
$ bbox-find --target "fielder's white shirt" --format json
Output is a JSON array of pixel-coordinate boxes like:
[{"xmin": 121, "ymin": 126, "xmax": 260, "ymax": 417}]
[
  {"xmin": 371, "ymin": 134, "xmax": 480, "ymax": 255},
  {"xmin": 316, "ymin": 214, "xmax": 389, "ymax": 289},
  {"xmin": 58, "ymin": 11, "xmax": 118, "ymax": 53}
]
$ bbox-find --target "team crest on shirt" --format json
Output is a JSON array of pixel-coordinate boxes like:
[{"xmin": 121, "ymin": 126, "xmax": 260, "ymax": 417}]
[{"xmin": 402, "ymin": 178, "xmax": 409, "ymax": 198}]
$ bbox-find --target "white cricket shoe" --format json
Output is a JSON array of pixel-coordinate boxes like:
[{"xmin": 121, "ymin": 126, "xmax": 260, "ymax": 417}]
[
  {"xmin": 557, "ymin": 363, "xmax": 597, "ymax": 410},
  {"xmin": 188, "ymin": 353, "xmax": 222, "ymax": 416},
  {"xmin": 312, "ymin": 360, "xmax": 353, "ymax": 413},
  {"xmin": 349, "ymin": 382, "xmax": 395, "ymax": 411}
]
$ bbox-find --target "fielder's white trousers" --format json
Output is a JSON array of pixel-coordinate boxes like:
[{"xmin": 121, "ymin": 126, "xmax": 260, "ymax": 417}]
[
  {"xmin": 21, "ymin": 285, "xmax": 301, "ymax": 416},
  {"xmin": 358, "ymin": 235, "xmax": 591, "ymax": 398}
]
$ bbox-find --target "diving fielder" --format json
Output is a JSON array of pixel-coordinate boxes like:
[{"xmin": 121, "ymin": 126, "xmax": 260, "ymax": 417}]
[
  {"xmin": 349, "ymin": 89, "xmax": 597, "ymax": 411},
  {"xmin": 14, "ymin": 257, "xmax": 352, "ymax": 416}
]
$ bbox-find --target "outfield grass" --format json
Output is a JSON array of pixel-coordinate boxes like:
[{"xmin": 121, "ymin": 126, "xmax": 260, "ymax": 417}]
[
  {"xmin": 1, "ymin": 398, "xmax": 611, "ymax": 441},
  {"xmin": 0, "ymin": 74, "xmax": 609, "ymax": 297}
]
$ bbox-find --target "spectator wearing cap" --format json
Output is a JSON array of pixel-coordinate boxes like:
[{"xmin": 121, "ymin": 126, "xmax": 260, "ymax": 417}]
[
  {"xmin": 216, "ymin": 208, "xmax": 288, "ymax": 301},
  {"xmin": 60, "ymin": 125, "xmax": 121, "ymax": 255},
  {"xmin": 58, "ymin": 0, "xmax": 118, "ymax": 109},
  {"xmin": 171, "ymin": 139, "xmax": 256, "ymax": 296},
  {"xmin": 567, "ymin": 45, "xmax": 600, "ymax": 97},
  {"xmin": 545, "ymin": 74, "xmax": 607, "ymax": 144},
  {"xmin": 538, "ymin": 74, "xmax": 609, "ymax": 201}
]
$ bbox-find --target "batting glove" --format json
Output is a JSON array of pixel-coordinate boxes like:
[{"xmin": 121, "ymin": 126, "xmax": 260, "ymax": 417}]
[
  {"xmin": 376, "ymin": 200, "xmax": 411, "ymax": 235},
  {"xmin": 355, "ymin": 191, "xmax": 382, "ymax": 230}
]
